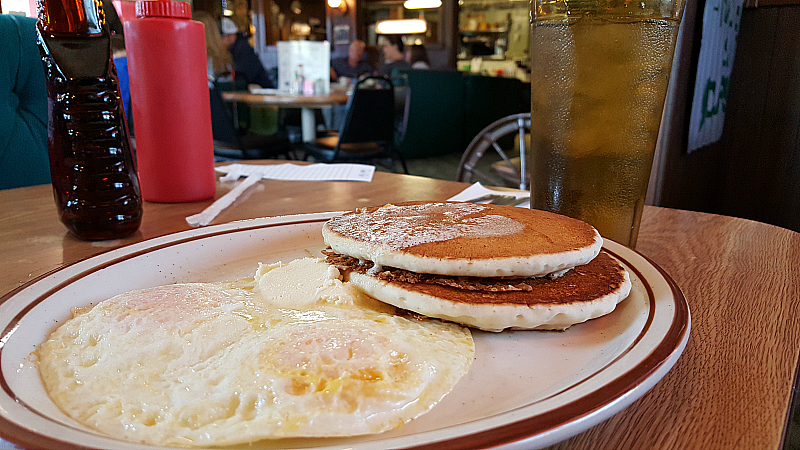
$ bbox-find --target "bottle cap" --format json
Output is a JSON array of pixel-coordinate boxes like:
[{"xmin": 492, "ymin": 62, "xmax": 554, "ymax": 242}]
[{"xmin": 136, "ymin": 0, "xmax": 192, "ymax": 19}]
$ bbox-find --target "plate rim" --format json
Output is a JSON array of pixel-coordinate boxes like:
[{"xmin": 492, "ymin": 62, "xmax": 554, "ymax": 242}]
[
  {"xmin": 403, "ymin": 245, "xmax": 690, "ymax": 450},
  {"xmin": 0, "ymin": 213, "xmax": 691, "ymax": 450}
]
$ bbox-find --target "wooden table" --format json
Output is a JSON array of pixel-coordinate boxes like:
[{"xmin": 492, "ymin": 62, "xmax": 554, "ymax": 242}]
[
  {"xmin": 222, "ymin": 90, "xmax": 349, "ymax": 143},
  {"xmin": 2, "ymin": 162, "xmax": 799, "ymax": 449}
]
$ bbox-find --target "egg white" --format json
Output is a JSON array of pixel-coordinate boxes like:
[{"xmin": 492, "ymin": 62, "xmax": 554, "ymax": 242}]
[{"xmin": 36, "ymin": 258, "xmax": 474, "ymax": 447}]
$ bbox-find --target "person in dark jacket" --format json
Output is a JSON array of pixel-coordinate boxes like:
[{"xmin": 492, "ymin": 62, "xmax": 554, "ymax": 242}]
[
  {"xmin": 330, "ymin": 40, "xmax": 373, "ymax": 82},
  {"xmin": 220, "ymin": 17, "xmax": 274, "ymax": 88}
]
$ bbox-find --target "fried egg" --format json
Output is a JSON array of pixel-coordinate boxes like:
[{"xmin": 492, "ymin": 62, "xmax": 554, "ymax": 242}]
[{"xmin": 36, "ymin": 258, "xmax": 474, "ymax": 447}]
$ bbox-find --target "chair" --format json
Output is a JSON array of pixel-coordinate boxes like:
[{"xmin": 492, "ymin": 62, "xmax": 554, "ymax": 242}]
[
  {"xmin": 391, "ymin": 73, "xmax": 411, "ymax": 152},
  {"xmin": 457, "ymin": 113, "xmax": 531, "ymax": 190},
  {"xmin": 302, "ymin": 76, "xmax": 408, "ymax": 173},
  {"xmin": 208, "ymin": 82, "xmax": 294, "ymax": 160}
]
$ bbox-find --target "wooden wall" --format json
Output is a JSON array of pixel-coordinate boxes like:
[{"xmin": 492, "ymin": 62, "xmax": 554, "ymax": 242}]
[
  {"xmin": 657, "ymin": 4, "xmax": 800, "ymax": 233},
  {"xmin": 328, "ymin": 0, "xmax": 358, "ymax": 56},
  {"xmin": 715, "ymin": 6, "xmax": 800, "ymax": 232}
]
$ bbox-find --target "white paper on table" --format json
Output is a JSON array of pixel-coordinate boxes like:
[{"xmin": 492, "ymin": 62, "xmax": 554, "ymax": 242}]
[
  {"xmin": 216, "ymin": 163, "xmax": 374, "ymax": 182},
  {"xmin": 186, "ymin": 163, "xmax": 375, "ymax": 228},
  {"xmin": 248, "ymin": 88, "xmax": 279, "ymax": 95},
  {"xmin": 447, "ymin": 182, "xmax": 530, "ymax": 208}
]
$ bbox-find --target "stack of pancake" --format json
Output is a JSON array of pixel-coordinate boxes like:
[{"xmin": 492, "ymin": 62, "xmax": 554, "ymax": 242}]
[{"xmin": 323, "ymin": 201, "xmax": 632, "ymax": 331}]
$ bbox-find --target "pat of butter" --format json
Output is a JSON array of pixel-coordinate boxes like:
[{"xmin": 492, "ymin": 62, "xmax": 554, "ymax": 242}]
[
  {"xmin": 254, "ymin": 258, "xmax": 395, "ymax": 313},
  {"xmin": 254, "ymin": 258, "xmax": 341, "ymax": 308},
  {"xmin": 255, "ymin": 257, "xmax": 392, "ymax": 312}
]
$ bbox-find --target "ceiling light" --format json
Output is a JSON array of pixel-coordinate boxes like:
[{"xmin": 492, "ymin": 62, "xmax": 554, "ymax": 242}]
[
  {"xmin": 327, "ymin": 0, "xmax": 342, "ymax": 7},
  {"xmin": 375, "ymin": 19, "xmax": 427, "ymax": 34},
  {"xmin": 403, "ymin": 0, "xmax": 442, "ymax": 9}
]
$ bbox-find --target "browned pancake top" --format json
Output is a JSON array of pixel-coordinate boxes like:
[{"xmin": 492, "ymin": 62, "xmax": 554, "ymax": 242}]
[
  {"xmin": 324, "ymin": 202, "xmax": 598, "ymax": 260},
  {"xmin": 358, "ymin": 252, "xmax": 628, "ymax": 306}
]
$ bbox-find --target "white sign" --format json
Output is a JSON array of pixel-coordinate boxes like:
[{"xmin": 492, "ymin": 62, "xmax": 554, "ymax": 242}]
[
  {"xmin": 687, "ymin": 0, "xmax": 744, "ymax": 153},
  {"xmin": 277, "ymin": 41, "xmax": 331, "ymax": 95}
]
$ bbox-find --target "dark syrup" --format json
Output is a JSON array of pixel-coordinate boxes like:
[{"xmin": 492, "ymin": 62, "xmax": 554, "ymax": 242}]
[{"xmin": 37, "ymin": 30, "xmax": 142, "ymax": 240}]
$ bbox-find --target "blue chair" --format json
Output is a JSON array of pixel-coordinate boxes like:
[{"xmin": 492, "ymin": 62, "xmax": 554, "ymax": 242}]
[
  {"xmin": 0, "ymin": 14, "xmax": 51, "ymax": 190},
  {"xmin": 113, "ymin": 55, "xmax": 134, "ymax": 135}
]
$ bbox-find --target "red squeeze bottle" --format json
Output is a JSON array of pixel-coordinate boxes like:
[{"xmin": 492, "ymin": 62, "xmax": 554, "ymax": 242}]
[{"xmin": 123, "ymin": 0, "xmax": 216, "ymax": 202}]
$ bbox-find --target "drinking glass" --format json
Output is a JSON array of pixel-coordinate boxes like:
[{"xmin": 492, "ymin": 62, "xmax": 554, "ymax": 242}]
[{"xmin": 529, "ymin": 0, "xmax": 685, "ymax": 247}]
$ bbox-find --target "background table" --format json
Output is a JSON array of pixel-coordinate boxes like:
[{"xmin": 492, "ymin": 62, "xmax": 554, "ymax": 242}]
[
  {"xmin": 222, "ymin": 91, "xmax": 349, "ymax": 143},
  {"xmin": 1, "ymin": 162, "xmax": 799, "ymax": 449}
]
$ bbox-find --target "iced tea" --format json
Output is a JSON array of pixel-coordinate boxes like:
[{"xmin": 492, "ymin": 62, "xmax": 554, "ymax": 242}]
[{"xmin": 529, "ymin": 2, "xmax": 682, "ymax": 247}]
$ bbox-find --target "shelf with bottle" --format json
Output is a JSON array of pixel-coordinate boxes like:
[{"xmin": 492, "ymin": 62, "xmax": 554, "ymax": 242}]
[
  {"xmin": 460, "ymin": 12, "xmax": 510, "ymax": 33},
  {"xmin": 458, "ymin": 12, "xmax": 511, "ymax": 59}
]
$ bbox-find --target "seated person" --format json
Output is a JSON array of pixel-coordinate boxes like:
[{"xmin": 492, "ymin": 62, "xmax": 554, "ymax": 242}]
[
  {"xmin": 330, "ymin": 40, "xmax": 373, "ymax": 82},
  {"xmin": 194, "ymin": 11, "xmax": 233, "ymax": 83},
  {"xmin": 220, "ymin": 17, "xmax": 275, "ymax": 88},
  {"xmin": 406, "ymin": 44, "xmax": 430, "ymax": 69},
  {"xmin": 0, "ymin": 14, "xmax": 50, "ymax": 190},
  {"xmin": 377, "ymin": 35, "xmax": 410, "ymax": 77}
]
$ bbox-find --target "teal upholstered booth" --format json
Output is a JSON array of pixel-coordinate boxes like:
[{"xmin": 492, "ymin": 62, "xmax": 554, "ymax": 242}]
[
  {"xmin": 395, "ymin": 69, "xmax": 465, "ymax": 159},
  {"xmin": 0, "ymin": 14, "xmax": 50, "ymax": 190},
  {"xmin": 395, "ymin": 68, "xmax": 529, "ymax": 160},
  {"xmin": 462, "ymin": 74, "xmax": 530, "ymax": 150}
]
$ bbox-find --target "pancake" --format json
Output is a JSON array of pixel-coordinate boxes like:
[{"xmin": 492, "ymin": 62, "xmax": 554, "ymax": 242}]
[
  {"xmin": 344, "ymin": 251, "xmax": 632, "ymax": 331},
  {"xmin": 322, "ymin": 202, "xmax": 602, "ymax": 278}
]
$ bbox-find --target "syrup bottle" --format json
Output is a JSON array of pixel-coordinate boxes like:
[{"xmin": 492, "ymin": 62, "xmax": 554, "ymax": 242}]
[{"xmin": 36, "ymin": 0, "xmax": 143, "ymax": 240}]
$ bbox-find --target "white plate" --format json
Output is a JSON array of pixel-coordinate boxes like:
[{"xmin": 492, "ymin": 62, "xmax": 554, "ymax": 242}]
[{"xmin": 0, "ymin": 212, "xmax": 690, "ymax": 450}]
